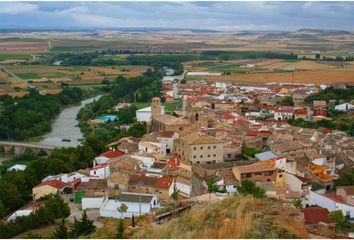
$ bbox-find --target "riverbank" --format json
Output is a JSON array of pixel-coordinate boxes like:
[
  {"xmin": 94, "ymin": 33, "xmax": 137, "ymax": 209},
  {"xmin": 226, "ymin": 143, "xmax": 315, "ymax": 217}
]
[{"xmin": 0, "ymin": 95, "xmax": 102, "ymax": 163}]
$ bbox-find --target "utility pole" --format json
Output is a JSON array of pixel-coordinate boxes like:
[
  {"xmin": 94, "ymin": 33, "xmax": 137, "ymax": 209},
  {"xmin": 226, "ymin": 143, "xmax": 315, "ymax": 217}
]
[{"xmin": 139, "ymin": 192, "xmax": 142, "ymax": 216}]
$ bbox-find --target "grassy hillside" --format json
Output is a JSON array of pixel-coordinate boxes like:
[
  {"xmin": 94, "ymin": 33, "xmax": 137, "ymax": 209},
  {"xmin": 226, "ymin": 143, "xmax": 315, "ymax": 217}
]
[{"xmin": 132, "ymin": 196, "xmax": 309, "ymax": 239}]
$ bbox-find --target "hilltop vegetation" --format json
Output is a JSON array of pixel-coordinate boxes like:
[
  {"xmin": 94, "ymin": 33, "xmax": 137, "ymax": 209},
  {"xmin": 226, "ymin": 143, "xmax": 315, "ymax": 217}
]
[{"xmin": 133, "ymin": 196, "xmax": 307, "ymax": 239}]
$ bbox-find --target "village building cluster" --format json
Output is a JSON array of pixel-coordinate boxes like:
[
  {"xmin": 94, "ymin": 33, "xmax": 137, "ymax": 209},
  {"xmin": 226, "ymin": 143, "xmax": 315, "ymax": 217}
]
[{"xmin": 25, "ymin": 78, "xmax": 354, "ymax": 233}]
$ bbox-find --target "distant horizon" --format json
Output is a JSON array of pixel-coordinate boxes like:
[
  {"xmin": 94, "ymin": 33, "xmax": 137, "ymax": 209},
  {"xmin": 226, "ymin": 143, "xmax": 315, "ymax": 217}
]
[
  {"xmin": 0, "ymin": 2, "xmax": 353, "ymax": 31},
  {"xmin": 0, "ymin": 26, "xmax": 352, "ymax": 33}
]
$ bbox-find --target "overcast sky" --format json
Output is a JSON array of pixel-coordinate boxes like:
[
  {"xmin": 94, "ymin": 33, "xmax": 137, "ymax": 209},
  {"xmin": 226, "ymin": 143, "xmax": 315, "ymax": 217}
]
[{"xmin": 0, "ymin": 1, "xmax": 353, "ymax": 31}]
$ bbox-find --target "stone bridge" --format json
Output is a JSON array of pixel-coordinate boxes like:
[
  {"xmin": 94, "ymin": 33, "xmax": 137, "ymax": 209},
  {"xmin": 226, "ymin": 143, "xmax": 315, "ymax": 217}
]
[{"xmin": 0, "ymin": 141, "xmax": 55, "ymax": 155}]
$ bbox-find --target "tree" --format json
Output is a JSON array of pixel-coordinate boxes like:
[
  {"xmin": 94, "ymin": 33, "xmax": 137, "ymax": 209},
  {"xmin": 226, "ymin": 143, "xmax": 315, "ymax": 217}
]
[
  {"xmin": 237, "ymin": 179, "xmax": 265, "ymax": 198},
  {"xmin": 117, "ymin": 203, "xmax": 128, "ymax": 219},
  {"xmin": 131, "ymin": 214, "xmax": 136, "ymax": 228},
  {"xmin": 72, "ymin": 210, "xmax": 95, "ymax": 237},
  {"xmin": 170, "ymin": 183, "xmax": 180, "ymax": 215},
  {"xmin": 52, "ymin": 218, "xmax": 69, "ymax": 239},
  {"xmin": 116, "ymin": 219, "xmax": 124, "ymax": 239},
  {"xmin": 242, "ymin": 147, "xmax": 262, "ymax": 158},
  {"xmin": 292, "ymin": 199, "xmax": 303, "ymax": 209},
  {"xmin": 335, "ymin": 169, "xmax": 354, "ymax": 187},
  {"xmin": 329, "ymin": 210, "xmax": 354, "ymax": 233},
  {"xmin": 281, "ymin": 96, "xmax": 294, "ymax": 106},
  {"xmin": 207, "ymin": 178, "xmax": 218, "ymax": 202}
]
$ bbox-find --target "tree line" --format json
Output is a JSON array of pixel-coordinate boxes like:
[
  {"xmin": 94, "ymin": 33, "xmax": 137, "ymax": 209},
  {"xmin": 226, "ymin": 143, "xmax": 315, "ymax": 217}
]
[{"xmin": 0, "ymin": 87, "xmax": 83, "ymax": 140}]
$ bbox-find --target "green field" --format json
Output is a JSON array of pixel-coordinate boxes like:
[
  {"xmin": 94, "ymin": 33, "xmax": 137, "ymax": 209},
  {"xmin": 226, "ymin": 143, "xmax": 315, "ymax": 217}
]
[
  {"xmin": 50, "ymin": 45, "xmax": 100, "ymax": 52},
  {"xmin": 16, "ymin": 72, "xmax": 68, "ymax": 79},
  {"xmin": 0, "ymin": 54, "xmax": 31, "ymax": 61}
]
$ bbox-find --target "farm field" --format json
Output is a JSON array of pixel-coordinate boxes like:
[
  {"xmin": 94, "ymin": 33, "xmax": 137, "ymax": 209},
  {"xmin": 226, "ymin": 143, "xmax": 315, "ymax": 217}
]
[
  {"xmin": 187, "ymin": 68, "xmax": 354, "ymax": 84},
  {"xmin": 0, "ymin": 41, "xmax": 48, "ymax": 54},
  {"xmin": 7, "ymin": 65, "xmax": 149, "ymax": 83},
  {"xmin": 184, "ymin": 59, "xmax": 354, "ymax": 84}
]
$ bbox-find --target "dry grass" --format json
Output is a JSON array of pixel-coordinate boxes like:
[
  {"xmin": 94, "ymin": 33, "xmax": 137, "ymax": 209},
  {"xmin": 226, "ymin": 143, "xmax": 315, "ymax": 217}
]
[
  {"xmin": 130, "ymin": 196, "xmax": 309, "ymax": 239},
  {"xmin": 133, "ymin": 196, "xmax": 258, "ymax": 238}
]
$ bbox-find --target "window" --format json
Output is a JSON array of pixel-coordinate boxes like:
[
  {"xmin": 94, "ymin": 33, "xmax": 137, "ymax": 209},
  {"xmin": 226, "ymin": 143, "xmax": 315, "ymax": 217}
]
[
  {"xmin": 196, "ymin": 161, "xmax": 200, "ymax": 164},
  {"xmin": 208, "ymin": 146, "xmax": 210, "ymax": 150},
  {"xmin": 213, "ymin": 146, "xmax": 216, "ymax": 149},
  {"xmin": 264, "ymin": 171, "xmax": 273, "ymax": 176},
  {"xmin": 200, "ymin": 146, "xmax": 203, "ymax": 150},
  {"xmin": 193, "ymin": 155, "xmax": 196, "ymax": 159},
  {"xmin": 193, "ymin": 147, "xmax": 196, "ymax": 150},
  {"xmin": 279, "ymin": 174, "xmax": 283, "ymax": 178},
  {"xmin": 255, "ymin": 172, "xmax": 262, "ymax": 176},
  {"xmin": 267, "ymin": 179, "xmax": 271, "ymax": 182},
  {"xmin": 208, "ymin": 154, "xmax": 210, "ymax": 158},
  {"xmin": 200, "ymin": 155, "xmax": 203, "ymax": 158},
  {"xmin": 213, "ymin": 154, "xmax": 216, "ymax": 157},
  {"xmin": 94, "ymin": 171, "xmax": 96, "ymax": 175}
]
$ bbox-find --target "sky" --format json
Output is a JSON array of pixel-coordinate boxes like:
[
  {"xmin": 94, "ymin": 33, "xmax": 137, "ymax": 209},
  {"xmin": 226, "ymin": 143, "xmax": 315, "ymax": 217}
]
[{"xmin": 0, "ymin": 1, "xmax": 353, "ymax": 31}]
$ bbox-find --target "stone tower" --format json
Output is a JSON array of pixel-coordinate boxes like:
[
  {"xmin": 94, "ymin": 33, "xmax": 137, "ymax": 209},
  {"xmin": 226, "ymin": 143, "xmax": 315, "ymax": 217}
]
[{"xmin": 151, "ymin": 97, "xmax": 161, "ymax": 120}]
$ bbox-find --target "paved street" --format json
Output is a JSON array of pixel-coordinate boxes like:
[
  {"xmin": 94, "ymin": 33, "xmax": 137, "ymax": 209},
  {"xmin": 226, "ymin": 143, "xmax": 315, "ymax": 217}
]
[{"xmin": 63, "ymin": 194, "xmax": 103, "ymax": 228}]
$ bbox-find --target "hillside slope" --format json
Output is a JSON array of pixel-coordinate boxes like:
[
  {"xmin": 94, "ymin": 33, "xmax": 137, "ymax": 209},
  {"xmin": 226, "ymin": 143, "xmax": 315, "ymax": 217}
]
[{"xmin": 133, "ymin": 196, "xmax": 310, "ymax": 239}]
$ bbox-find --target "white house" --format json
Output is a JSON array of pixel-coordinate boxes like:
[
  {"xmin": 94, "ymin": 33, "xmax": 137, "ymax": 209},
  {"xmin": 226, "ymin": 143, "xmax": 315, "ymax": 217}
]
[
  {"xmin": 94, "ymin": 150, "xmax": 125, "ymax": 165},
  {"xmin": 215, "ymin": 82, "xmax": 227, "ymax": 91},
  {"xmin": 99, "ymin": 192, "xmax": 159, "ymax": 219},
  {"xmin": 309, "ymin": 191, "xmax": 354, "ymax": 220},
  {"xmin": 43, "ymin": 171, "xmax": 90, "ymax": 183},
  {"xmin": 7, "ymin": 164, "xmax": 27, "ymax": 172},
  {"xmin": 138, "ymin": 141, "xmax": 164, "ymax": 156},
  {"xmin": 335, "ymin": 103, "xmax": 354, "ymax": 112},
  {"xmin": 285, "ymin": 172, "xmax": 312, "ymax": 197},
  {"xmin": 175, "ymin": 176, "xmax": 192, "ymax": 197},
  {"xmin": 156, "ymin": 131, "xmax": 179, "ymax": 156},
  {"xmin": 273, "ymin": 109, "xmax": 293, "ymax": 121},
  {"xmin": 136, "ymin": 106, "xmax": 165, "ymax": 122},
  {"xmin": 90, "ymin": 163, "xmax": 111, "ymax": 179},
  {"xmin": 129, "ymin": 154, "xmax": 155, "ymax": 169}
]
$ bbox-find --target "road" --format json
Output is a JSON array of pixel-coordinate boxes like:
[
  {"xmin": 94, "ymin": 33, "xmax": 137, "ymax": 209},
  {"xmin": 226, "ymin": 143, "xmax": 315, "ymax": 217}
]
[{"xmin": 191, "ymin": 174, "xmax": 205, "ymax": 197}]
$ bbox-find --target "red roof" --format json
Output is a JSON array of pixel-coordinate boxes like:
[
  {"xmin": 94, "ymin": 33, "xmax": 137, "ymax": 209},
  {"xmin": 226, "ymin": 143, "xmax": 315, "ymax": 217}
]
[
  {"xmin": 294, "ymin": 108, "xmax": 307, "ymax": 115},
  {"xmin": 246, "ymin": 130, "xmax": 272, "ymax": 136},
  {"xmin": 34, "ymin": 179, "xmax": 67, "ymax": 189},
  {"xmin": 92, "ymin": 163, "xmax": 109, "ymax": 170},
  {"xmin": 158, "ymin": 131, "xmax": 176, "ymax": 138},
  {"xmin": 167, "ymin": 157, "xmax": 180, "ymax": 169},
  {"xmin": 99, "ymin": 150, "xmax": 125, "ymax": 159},
  {"xmin": 300, "ymin": 207, "xmax": 329, "ymax": 225},
  {"xmin": 155, "ymin": 177, "xmax": 174, "ymax": 190},
  {"xmin": 324, "ymin": 194, "xmax": 346, "ymax": 204},
  {"xmin": 224, "ymin": 113, "xmax": 234, "ymax": 120}
]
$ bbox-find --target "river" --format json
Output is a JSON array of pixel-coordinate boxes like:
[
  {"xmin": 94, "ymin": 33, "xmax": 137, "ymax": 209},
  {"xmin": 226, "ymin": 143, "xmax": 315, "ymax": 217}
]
[{"xmin": 0, "ymin": 95, "xmax": 101, "ymax": 163}]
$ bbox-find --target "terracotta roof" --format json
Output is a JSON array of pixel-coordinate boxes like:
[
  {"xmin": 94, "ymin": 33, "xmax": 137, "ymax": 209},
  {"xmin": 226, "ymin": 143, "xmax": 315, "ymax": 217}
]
[
  {"xmin": 157, "ymin": 131, "xmax": 176, "ymax": 138},
  {"xmin": 337, "ymin": 186, "xmax": 354, "ymax": 195},
  {"xmin": 300, "ymin": 207, "xmax": 329, "ymax": 225},
  {"xmin": 235, "ymin": 164, "xmax": 276, "ymax": 174},
  {"xmin": 246, "ymin": 130, "xmax": 272, "ymax": 136},
  {"xmin": 92, "ymin": 163, "xmax": 109, "ymax": 170},
  {"xmin": 99, "ymin": 150, "xmax": 125, "ymax": 159},
  {"xmin": 181, "ymin": 132, "xmax": 224, "ymax": 145},
  {"xmin": 107, "ymin": 172, "xmax": 129, "ymax": 185},
  {"xmin": 167, "ymin": 157, "xmax": 180, "ymax": 169},
  {"xmin": 129, "ymin": 174, "xmax": 158, "ymax": 187},
  {"xmin": 151, "ymin": 162, "xmax": 166, "ymax": 169},
  {"xmin": 34, "ymin": 179, "xmax": 67, "ymax": 189},
  {"xmin": 155, "ymin": 177, "xmax": 174, "ymax": 190},
  {"xmin": 78, "ymin": 179, "xmax": 106, "ymax": 190},
  {"xmin": 324, "ymin": 194, "xmax": 346, "ymax": 204}
]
